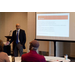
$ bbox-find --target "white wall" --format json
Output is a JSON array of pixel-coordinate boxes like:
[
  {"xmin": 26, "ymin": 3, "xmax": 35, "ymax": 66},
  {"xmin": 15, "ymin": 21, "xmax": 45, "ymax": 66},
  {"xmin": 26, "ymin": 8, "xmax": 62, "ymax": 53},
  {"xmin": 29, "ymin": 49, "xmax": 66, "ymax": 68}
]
[
  {"xmin": 56, "ymin": 42, "xmax": 64, "ymax": 57},
  {"xmin": 49, "ymin": 41, "xmax": 54, "ymax": 56}
]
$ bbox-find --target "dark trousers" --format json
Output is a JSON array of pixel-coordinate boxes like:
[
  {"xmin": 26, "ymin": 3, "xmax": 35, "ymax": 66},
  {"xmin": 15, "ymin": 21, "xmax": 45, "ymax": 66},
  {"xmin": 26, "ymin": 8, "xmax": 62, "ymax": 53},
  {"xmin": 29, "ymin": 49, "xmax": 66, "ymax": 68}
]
[{"xmin": 14, "ymin": 43, "xmax": 23, "ymax": 57}]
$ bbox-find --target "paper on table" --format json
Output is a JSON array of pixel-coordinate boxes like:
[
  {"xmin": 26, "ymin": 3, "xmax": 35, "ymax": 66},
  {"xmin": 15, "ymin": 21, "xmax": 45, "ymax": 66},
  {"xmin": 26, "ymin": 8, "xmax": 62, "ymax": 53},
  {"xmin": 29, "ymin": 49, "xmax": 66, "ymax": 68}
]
[
  {"xmin": 44, "ymin": 56, "xmax": 70, "ymax": 62},
  {"xmin": 50, "ymin": 60, "xmax": 62, "ymax": 62}
]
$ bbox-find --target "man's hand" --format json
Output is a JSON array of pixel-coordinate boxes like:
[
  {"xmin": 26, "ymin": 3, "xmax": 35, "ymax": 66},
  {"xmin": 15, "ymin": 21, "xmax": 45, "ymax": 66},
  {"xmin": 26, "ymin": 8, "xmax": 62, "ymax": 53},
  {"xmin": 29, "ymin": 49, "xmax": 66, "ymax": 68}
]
[{"xmin": 5, "ymin": 41, "xmax": 10, "ymax": 46}]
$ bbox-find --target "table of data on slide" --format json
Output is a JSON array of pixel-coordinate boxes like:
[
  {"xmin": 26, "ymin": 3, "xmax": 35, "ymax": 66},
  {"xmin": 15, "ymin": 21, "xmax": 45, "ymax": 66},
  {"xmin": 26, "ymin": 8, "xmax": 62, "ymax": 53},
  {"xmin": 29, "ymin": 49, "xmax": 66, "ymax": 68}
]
[{"xmin": 36, "ymin": 13, "xmax": 69, "ymax": 37}]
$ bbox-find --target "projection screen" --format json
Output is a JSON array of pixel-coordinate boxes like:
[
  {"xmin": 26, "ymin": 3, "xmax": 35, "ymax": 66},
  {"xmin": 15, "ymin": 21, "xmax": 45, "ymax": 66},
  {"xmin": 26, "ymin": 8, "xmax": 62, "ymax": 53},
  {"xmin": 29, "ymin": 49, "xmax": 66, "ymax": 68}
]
[{"xmin": 36, "ymin": 12, "xmax": 75, "ymax": 41}]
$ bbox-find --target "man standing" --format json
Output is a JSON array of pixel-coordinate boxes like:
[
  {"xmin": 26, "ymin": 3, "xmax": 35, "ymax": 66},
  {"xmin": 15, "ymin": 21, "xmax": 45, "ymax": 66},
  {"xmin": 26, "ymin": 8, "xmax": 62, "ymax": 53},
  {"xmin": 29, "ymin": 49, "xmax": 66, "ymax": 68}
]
[{"xmin": 6, "ymin": 23, "xmax": 26, "ymax": 57}]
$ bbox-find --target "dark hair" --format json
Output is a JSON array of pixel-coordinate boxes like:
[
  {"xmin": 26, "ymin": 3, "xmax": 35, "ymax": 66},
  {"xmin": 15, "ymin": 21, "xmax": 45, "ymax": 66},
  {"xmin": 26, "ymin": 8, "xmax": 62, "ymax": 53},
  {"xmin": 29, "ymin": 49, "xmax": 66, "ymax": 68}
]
[{"xmin": 0, "ymin": 40, "xmax": 4, "ymax": 52}]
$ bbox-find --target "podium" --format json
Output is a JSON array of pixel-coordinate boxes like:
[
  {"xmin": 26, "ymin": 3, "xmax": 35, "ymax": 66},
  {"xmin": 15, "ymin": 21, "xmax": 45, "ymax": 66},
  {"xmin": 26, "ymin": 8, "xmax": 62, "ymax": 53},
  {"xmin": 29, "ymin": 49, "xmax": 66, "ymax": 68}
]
[
  {"xmin": 4, "ymin": 36, "xmax": 12, "ymax": 55},
  {"xmin": 5, "ymin": 36, "xmax": 12, "ymax": 41}
]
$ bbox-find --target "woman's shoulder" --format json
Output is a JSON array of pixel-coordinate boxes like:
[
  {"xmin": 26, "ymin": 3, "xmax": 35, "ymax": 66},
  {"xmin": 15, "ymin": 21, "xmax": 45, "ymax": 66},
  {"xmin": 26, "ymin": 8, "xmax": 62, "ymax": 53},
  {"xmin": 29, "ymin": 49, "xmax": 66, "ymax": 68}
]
[
  {"xmin": 0, "ymin": 52, "xmax": 8, "ymax": 55},
  {"xmin": 0, "ymin": 52, "xmax": 10, "ymax": 62}
]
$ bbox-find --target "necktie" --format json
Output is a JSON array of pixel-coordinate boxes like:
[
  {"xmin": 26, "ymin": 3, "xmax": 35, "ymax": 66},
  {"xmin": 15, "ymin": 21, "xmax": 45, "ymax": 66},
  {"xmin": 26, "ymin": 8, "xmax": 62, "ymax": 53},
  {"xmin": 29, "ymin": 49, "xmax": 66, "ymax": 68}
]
[{"xmin": 16, "ymin": 31, "xmax": 18, "ymax": 44}]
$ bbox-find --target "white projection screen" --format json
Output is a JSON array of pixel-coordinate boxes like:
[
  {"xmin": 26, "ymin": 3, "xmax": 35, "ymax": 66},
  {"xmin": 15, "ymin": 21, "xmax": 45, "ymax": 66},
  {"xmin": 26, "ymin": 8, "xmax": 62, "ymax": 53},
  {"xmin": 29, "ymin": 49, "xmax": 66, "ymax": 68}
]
[{"xmin": 36, "ymin": 12, "xmax": 75, "ymax": 41}]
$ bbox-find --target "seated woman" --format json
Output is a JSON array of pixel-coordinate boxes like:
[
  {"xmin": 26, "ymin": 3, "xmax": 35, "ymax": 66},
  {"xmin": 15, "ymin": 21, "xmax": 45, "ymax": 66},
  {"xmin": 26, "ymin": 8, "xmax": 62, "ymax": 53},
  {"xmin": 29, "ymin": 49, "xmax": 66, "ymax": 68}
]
[{"xmin": 0, "ymin": 40, "xmax": 10, "ymax": 62}]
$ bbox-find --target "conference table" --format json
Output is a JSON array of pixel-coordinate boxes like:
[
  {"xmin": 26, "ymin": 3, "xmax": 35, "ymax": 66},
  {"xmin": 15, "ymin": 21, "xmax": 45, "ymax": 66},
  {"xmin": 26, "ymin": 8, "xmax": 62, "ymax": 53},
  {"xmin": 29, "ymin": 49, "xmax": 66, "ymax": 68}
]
[
  {"xmin": 8, "ymin": 56, "xmax": 71, "ymax": 62},
  {"xmin": 44, "ymin": 56, "xmax": 70, "ymax": 62}
]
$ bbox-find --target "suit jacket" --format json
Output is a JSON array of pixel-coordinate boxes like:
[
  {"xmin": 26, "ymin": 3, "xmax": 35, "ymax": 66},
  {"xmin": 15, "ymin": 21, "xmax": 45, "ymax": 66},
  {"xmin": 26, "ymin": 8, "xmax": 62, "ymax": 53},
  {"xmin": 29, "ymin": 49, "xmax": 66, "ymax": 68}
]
[{"xmin": 10, "ymin": 29, "xmax": 26, "ymax": 49}]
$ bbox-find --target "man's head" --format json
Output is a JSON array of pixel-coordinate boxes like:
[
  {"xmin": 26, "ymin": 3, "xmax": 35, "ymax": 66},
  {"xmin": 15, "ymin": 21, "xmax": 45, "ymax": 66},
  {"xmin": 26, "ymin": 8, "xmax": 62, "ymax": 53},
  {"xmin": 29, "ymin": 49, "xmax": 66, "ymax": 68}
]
[
  {"xmin": 16, "ymin": 23, "xmax": 20, "ymax": 30},
  {"xmin": 29, "ymin": 40, "xmax": 39, "ymax": 50}
]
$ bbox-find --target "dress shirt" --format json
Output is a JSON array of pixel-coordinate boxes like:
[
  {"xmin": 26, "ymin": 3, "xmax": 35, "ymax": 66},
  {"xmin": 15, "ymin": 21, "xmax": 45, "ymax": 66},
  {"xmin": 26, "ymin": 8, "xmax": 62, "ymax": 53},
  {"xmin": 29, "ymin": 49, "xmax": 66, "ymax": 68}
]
[{"xmin": 16, "ymin": 29, "xmax": 20, "ymax": 42}]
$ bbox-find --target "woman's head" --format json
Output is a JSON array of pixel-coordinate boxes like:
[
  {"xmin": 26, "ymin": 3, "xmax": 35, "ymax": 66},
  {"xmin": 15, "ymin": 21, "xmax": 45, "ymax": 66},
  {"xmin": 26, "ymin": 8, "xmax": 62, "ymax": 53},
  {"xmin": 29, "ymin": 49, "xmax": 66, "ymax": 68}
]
[{"xmin": 0, "ymin": 40, "xmax": 4, "ymax": 52}]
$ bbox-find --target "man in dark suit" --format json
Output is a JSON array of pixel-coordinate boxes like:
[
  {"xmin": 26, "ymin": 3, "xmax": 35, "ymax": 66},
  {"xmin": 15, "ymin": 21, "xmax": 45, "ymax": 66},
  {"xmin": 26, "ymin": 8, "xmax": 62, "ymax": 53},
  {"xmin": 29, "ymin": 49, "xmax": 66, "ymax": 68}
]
[{"xmin": 6, "ymin": 23, "xmax": 26, "ymax": 57}]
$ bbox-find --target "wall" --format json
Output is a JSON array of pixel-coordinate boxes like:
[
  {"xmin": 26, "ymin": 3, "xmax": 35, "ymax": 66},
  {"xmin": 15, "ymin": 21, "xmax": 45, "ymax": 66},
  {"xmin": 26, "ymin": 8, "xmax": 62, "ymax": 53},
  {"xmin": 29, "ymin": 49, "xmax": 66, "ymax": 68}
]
[
  {"xmin": 56, "ymin": 42, "xmax": 64, "ymax": 57},
  {"xmin": 27, "ymin": 12, "xmax": 35, "ymax": 52},
  {"xmin": 0, "ymin": 12, "xmax": 27, "ymax": 52},
  {"xmin": 63, "ymin": 42, "xmax": 70, "ymax": 56},
  {"xmin": 70, "ymin": 43, "xmax": 75, "ymax": 57},
  {"xmin": 27, "ymin": 12, "xmax": 49, "ymax": 53},
  {"xmin": 0, "ymin": 12, "xmax": 5, "ymax": 40}
]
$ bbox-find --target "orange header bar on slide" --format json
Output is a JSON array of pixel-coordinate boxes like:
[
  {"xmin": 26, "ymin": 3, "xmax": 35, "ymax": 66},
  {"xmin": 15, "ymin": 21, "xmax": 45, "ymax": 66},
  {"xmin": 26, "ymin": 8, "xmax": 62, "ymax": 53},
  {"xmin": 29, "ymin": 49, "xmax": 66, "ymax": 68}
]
[{"xmin": 38, "ymin": 15, "xmax": 68, "ymax": 20}]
